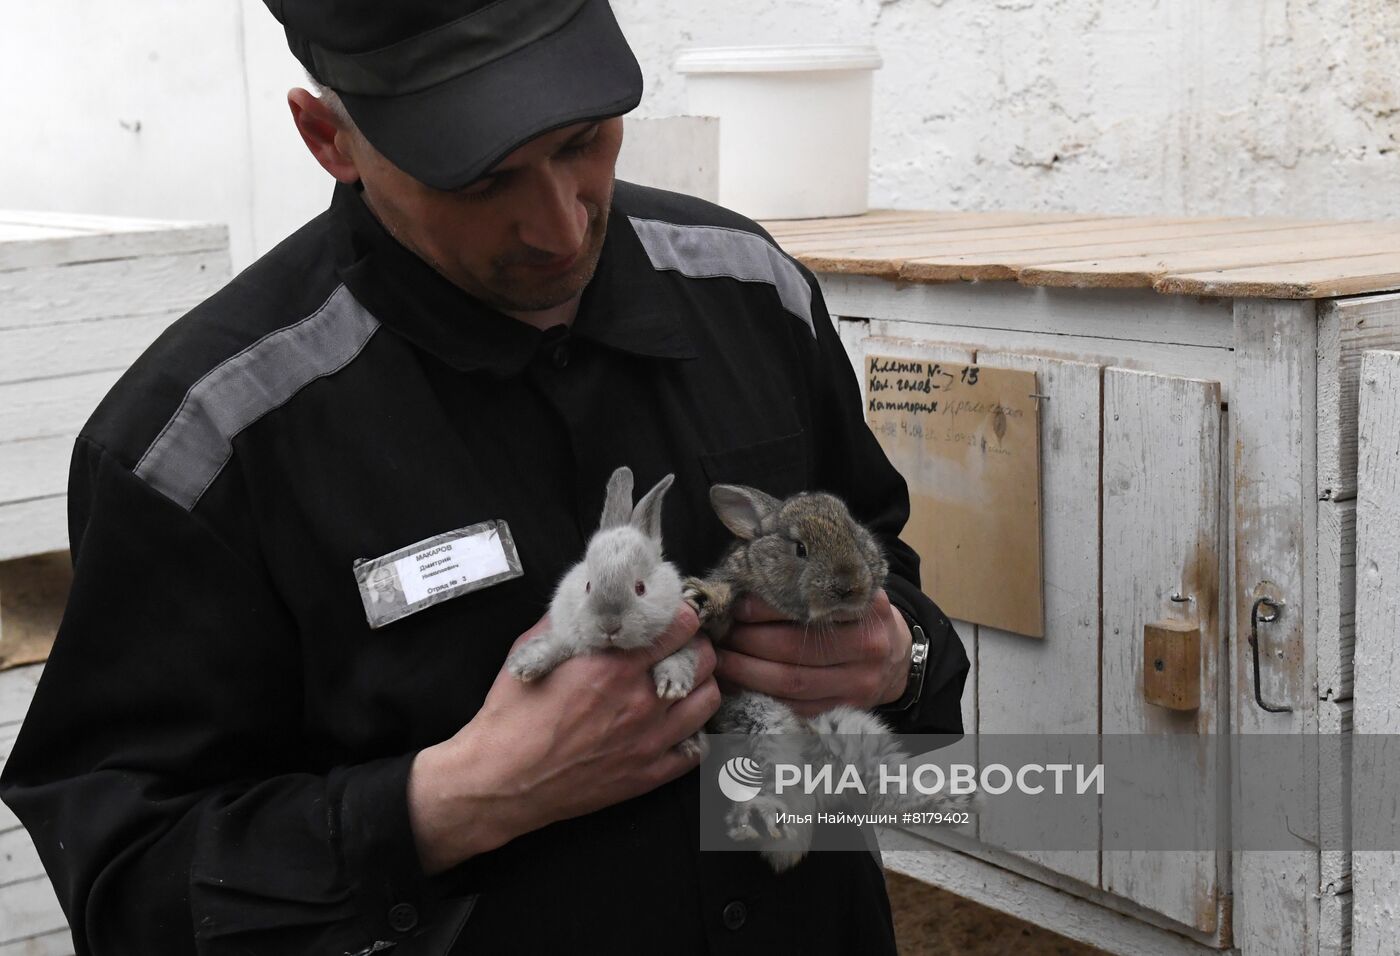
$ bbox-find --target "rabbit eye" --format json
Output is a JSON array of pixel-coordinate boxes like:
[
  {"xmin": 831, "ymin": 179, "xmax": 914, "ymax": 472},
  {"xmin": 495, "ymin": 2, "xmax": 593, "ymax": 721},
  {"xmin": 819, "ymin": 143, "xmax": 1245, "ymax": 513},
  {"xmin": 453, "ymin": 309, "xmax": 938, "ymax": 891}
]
[
  {"xmin": 585, "ymin": 581, "xmax": 591, "ymax": 594},
  {"xmin": 634, "ymin": 581, "xmax": 646, "ymax": 596},
  {"xmin": 795, "ymin": 541, "xmax": 808, "ymax": 558}
]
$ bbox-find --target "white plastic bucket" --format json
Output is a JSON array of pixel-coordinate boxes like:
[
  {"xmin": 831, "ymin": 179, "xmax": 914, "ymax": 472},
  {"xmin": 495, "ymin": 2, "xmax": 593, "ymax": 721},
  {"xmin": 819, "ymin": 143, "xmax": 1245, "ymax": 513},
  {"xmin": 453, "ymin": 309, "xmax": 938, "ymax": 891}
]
[{"xmin": 674, "ymin": 45, "xmax": 882, "ymax": 220}]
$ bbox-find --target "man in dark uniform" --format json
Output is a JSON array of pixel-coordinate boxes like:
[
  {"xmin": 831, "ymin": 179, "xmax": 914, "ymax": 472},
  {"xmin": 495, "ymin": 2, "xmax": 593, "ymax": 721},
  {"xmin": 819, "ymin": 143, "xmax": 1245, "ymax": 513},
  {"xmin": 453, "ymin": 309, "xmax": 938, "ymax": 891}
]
[{"xmin": 0, "ymin": 2, "xmax": 968, "ymax": 952}]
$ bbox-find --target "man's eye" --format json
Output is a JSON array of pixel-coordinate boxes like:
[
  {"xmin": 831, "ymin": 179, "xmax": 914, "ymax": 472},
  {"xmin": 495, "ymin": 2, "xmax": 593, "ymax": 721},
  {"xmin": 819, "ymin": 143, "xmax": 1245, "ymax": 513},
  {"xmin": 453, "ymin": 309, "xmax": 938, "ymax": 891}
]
[
  {"xmin": 460, "ymin": 175, "xmax": 504, "ymax": 200},
  {"xmin": 563, "ymin": 127, "xmax": 601, "ymax": 154}
]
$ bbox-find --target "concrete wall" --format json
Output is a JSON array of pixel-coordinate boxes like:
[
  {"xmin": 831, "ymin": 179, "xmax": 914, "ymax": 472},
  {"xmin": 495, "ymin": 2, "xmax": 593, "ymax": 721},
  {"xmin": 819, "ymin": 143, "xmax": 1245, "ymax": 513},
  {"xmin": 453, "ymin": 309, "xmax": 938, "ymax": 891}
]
[
  {"xmin": 614, "ymin": 0, "xmax": 1400, "ymax": 220},
  {"xmin": 3, "ymin": 1, "xmax": 1398, "ymax": 273}
]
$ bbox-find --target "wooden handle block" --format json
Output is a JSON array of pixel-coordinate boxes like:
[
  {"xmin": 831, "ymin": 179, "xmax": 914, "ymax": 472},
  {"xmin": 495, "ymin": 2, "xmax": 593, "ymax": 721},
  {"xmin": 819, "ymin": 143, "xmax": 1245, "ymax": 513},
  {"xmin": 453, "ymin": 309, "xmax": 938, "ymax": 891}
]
[{"xmin": 1143, "ymin": 619, "xmax": 1201, "ymax": 711}]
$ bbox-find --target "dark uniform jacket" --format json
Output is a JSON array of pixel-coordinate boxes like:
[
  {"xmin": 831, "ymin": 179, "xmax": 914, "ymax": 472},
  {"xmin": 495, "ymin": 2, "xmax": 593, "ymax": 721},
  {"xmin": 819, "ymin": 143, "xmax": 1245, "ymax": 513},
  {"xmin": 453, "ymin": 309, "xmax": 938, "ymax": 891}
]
[{"xmin": 0, "ymin": 179, "xmax": 969, "ymax": 954}]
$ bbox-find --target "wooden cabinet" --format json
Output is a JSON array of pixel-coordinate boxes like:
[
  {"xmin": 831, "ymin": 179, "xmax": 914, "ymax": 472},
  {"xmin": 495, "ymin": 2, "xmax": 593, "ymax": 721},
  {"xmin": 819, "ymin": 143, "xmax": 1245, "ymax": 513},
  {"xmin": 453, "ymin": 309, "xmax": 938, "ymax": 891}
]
[{"xmin": 772, "ymin": 211, "xmax": 1400, "ymax": 956}]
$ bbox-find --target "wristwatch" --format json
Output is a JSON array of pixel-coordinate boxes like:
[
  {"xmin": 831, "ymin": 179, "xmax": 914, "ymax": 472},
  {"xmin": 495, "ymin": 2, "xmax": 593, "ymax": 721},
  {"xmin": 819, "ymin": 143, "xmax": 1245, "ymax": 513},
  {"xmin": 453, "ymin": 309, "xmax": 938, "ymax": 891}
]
[{"xmin": 877, "ymin": 612, "xmax": 930, "ymax": 714}]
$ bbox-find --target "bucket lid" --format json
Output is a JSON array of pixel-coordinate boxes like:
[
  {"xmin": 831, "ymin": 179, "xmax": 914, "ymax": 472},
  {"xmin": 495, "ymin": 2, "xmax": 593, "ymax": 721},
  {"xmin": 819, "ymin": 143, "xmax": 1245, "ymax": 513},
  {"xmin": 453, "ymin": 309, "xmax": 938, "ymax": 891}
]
[{"xmin": 674, "ymin": 44, "xmax": 882, "ymax": 74}]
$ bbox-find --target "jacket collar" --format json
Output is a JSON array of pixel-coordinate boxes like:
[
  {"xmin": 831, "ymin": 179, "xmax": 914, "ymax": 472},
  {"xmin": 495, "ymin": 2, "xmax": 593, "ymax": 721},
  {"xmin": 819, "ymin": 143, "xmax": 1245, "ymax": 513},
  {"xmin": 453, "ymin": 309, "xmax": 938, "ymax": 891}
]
[{"xmin": 331, "ymin": 181, "xmax": 696, "ymax": 376}]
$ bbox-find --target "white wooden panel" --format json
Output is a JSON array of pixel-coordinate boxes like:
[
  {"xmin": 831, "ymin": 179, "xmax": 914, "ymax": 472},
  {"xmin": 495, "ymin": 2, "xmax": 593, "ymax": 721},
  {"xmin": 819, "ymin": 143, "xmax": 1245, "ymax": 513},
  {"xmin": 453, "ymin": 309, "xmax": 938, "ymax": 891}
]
[
  {"xmin": 1352, "ymin": 348, "xmax": 1400, "ymax": 956},
  {"xmin": 0, "ymin": 877, "xmax": 67, "ymax": 946},
  {"xmin": 1317, "ymin": 500, "xmax": 1356, "ymax": 703},
  {"xmin": 1317, "ymin": 293, "xmax": 1400, "ymax": 501},
  {"xmin": 0, "ymin": 250, "xmax": 226, "ymax": 330},
  {"xmin": 0, "ymin": 928, "xmax": 75, "ymax": 956},
  {"xmin": 0, "ymin": 666, "xmax": 44, "ymax": 727},
  {"xmin": 0, "ymin": 371, "xmax": 119, "ymax": 445},
  {"xmin": 0, "ymin": 724, "xmax": 22, "ymax": 832},
  {"xmin": 0, "ymin": 499, "xmax": 67, "ymax": 563},
  {"xmin": 0, "ymin": 220, "xmax": 226, "ymax": 274},
  {"xmin": 0, "ymin": 828, "xmax": 46, "ymax": 886},
  {"xmin": 1231, "ymin": 301, "xmax": 1320, "ymax": 956},
  {"xmin": 1102, "ymin": 368, "xmax": 1222, "ymax": 934},
  {"xmin": 0, "ymin": 438, "xmax": 71, "ymax": 505},
  {"xmin": 975, "ymin": 350, "xmax": 1101, "ymax": 888},
  {"xmin": 0, "ymin": 310, "xmax": 184, "ymax": 386},
  {"xmin": 814, "ymin": 273, "xmax": 1236, "ymax": 350},
  {"xmin": 862, "ymin": 317, "xmax": 1233, "ymax": 402},
  {"xmin": 1318, "ymin": 697, "xmax": 1352, "ymax": 956}
]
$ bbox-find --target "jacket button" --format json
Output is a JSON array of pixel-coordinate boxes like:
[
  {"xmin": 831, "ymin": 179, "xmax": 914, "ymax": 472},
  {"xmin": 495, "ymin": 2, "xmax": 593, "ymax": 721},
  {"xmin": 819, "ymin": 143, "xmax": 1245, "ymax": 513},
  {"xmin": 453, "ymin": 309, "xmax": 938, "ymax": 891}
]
[
  {"xmin": 388, "ymin": 902, "xmax": 418, "ymax": 933},
  {"xmin": 551, "ymin": 344, "xmax": 570, "ymax": 368},
  {"xmin": 721, "ymin": 900, "xmax": 747, "ymax": 930}
]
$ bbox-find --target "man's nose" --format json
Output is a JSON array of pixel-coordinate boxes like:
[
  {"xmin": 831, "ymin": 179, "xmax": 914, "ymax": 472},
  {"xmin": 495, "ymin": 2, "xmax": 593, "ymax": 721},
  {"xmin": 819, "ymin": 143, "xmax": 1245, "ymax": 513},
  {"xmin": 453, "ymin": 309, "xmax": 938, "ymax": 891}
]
[{"xmin": 517, "ymin": 169, "xmax": 589, "ymax": 257}]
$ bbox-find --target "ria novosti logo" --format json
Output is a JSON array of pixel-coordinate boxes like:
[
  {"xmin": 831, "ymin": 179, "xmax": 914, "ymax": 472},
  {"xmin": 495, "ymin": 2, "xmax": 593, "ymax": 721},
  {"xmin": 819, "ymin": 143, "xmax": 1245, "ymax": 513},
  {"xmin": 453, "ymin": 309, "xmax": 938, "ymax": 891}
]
[{"xmin": 717, "ymin": 756, "xmax": 764, "ymax": 802}]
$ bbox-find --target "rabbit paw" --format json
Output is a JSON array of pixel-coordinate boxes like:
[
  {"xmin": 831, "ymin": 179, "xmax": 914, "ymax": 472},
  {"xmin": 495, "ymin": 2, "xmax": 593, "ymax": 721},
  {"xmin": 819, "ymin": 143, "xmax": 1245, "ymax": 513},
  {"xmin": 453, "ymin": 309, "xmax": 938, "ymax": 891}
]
[
  {"xmin": 726, "ymin": 793, "xmax": 796, "ymax": 843},
  {"xmin": 678, "ymin": 732, "xmax": 709, "ymax": 760},
  {"xmin": 505, "ymin": 642, "xmax": 555, "ymax": 683},
  {"xmin": 682, "ymin": 576, "xmax": 733, "ymax": 633},
  {"xmin": 652, "ymin": 650, "xmax": 697, "ymax": 700}
]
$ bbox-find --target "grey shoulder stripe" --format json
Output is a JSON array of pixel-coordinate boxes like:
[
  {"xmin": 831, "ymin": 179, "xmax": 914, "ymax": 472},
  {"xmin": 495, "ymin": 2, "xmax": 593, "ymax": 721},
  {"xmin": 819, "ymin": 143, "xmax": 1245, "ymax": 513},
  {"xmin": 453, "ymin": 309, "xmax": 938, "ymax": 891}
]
[
  {"xmin": 627, "ymin": 216, "xmax": 814, "ymax": 337},
  {"xmin": 134, "ymin": 284, "xmax": 380, "ymax": 511}
]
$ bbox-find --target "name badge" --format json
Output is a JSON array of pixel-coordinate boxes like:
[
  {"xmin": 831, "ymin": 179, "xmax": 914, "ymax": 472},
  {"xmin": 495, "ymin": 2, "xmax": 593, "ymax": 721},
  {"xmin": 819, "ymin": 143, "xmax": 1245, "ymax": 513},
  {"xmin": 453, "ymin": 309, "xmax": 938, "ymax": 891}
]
[{"xmin": 353, "ymin": 520, "xmax": 523, "ymax": 629}]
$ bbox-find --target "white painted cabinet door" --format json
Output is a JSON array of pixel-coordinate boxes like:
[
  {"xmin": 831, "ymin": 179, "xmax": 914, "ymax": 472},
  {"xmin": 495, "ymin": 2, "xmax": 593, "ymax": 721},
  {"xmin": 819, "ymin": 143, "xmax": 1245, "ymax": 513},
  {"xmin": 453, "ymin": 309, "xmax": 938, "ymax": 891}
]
[
  {"xmin": 975, "ymin": 350, "xmax": 1102, "ymax": 889},
  {"xmin": 1101, "ymin": 368, "xmax": 1225, "ymax": 935}
]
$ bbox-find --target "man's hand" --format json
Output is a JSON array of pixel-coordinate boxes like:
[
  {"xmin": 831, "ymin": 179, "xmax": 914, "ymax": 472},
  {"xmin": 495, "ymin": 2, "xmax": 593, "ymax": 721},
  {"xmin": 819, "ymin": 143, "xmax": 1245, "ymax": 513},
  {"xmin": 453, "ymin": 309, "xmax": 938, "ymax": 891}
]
[
  {"xmin": 714, "ymin": 589, "xmax": 912, "ymax": 718},
  {"xmin": 407, "ymin": 604, "xmax": 718, "ymax": 874}
]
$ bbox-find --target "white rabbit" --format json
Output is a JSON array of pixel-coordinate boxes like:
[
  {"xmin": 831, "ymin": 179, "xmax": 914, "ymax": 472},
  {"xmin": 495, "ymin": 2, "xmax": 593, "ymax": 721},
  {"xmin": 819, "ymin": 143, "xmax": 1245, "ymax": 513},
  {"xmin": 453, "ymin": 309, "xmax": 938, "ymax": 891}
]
[{"xmin": 505, "ymin": 466, "xmax": 706, "ymax": 758}]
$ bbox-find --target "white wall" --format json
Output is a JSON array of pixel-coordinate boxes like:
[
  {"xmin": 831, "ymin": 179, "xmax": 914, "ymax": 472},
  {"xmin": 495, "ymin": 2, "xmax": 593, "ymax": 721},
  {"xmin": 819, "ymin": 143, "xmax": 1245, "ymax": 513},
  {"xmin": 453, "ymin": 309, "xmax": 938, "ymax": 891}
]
[
  {"xmin": 4, "ymin": 1, "xmax": 1398, "ymax": 274},
  {"xmin": 616, "ymin": 0, "xmax": 1400, "ymax": 219}
]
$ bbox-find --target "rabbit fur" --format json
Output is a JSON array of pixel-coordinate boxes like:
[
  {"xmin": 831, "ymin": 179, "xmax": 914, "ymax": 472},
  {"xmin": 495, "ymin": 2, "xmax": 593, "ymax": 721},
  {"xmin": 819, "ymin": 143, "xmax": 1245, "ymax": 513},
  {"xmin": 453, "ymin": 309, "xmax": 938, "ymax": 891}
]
[
  {"xmin": 505, "ymin": 466, "xmax": 706, "ymax": 759},
  {"xmin": 686, "ymin": 484, "xmax": 953, "ymax": 871}
]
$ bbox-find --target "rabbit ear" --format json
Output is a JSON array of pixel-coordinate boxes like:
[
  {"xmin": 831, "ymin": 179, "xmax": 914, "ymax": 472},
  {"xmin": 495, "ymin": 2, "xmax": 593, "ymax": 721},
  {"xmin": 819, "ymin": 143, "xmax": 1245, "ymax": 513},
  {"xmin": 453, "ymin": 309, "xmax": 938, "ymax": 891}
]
[
  {"xmin": 599, "ymin": 466, "xmax": 635, "ymax": 530},
  {"xmin": 710, "ymin": 484, "xmax": 781, "ymax": 540},
  {"xmin": 630, "ymin": 473, "xmax": 675, "ymax": 542}
]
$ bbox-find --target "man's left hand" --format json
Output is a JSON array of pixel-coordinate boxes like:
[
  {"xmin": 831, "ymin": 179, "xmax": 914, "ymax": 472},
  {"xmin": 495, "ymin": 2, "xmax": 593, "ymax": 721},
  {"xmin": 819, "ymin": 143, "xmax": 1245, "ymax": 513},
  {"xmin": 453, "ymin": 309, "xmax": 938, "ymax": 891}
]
[{"xmin": 713, "ymin": 589, "xmax": 912, "ymax": 717}]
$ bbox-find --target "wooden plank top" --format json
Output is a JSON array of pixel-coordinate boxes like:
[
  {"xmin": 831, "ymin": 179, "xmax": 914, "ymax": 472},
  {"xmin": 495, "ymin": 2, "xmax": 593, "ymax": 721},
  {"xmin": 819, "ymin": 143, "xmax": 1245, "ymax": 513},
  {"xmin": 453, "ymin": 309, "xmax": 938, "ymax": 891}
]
[
  {"xmin": 0, "ymin": 211, "xmax": 226, "ymax": 272},
  {"xmin": 760, "ymin": 210, "xmax": 1400, "ymax": 299}
]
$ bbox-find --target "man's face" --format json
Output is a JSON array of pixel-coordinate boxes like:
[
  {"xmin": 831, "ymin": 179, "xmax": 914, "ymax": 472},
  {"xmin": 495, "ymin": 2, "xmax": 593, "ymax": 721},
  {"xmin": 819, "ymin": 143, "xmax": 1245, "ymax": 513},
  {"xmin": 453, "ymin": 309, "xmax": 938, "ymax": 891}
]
[{"xmin": 350, "ymin": 117, "xmax": 623, "ymax": 314}]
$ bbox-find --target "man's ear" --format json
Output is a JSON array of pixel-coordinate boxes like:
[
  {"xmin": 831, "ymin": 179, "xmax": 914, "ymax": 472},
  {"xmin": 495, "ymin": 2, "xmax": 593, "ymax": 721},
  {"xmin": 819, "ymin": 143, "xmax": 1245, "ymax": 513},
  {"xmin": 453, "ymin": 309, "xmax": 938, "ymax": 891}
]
[{"xmin": 287, "ymin": 88, "xmax": 361, "ymax": 184}]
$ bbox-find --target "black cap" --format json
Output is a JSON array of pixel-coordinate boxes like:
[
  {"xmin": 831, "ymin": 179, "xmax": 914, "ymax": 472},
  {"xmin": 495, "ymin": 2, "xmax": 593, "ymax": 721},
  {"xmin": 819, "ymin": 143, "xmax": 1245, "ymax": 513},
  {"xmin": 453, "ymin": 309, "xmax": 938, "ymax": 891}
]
[{"xmin": 264, "ymin": 0, "xmax": 643, "ymax": 190}]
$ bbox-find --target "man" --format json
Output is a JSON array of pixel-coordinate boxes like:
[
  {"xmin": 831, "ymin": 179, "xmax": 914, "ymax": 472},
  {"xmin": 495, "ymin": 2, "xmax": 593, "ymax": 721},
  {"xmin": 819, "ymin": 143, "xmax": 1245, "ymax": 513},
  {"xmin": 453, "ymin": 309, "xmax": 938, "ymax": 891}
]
[{"xmin": 0, "ymin": 1, "xmax": 968, "ymax": 953}]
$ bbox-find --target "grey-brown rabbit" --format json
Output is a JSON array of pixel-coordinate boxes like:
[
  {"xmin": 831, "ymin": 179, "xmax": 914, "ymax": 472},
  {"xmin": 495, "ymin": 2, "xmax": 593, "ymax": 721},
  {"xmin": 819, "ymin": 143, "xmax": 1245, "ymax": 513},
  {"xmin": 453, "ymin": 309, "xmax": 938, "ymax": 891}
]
[{"xmin": 685, "ymin": 485, "xmax": 929, "ymax": 871}]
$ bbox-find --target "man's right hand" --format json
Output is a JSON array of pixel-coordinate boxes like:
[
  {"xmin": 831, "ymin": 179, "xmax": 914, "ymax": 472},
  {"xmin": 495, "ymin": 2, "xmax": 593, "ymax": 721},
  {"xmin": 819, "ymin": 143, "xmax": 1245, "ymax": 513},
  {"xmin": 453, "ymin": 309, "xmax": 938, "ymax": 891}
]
[{"xmin": 406, "ymin": 604, "xmax": 718, "ymax": 874}]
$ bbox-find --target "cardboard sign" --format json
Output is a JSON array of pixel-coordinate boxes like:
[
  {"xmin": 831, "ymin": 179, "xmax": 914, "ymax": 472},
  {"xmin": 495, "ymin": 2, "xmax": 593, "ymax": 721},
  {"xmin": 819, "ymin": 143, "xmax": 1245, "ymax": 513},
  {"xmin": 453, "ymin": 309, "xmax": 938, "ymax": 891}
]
[{"xmin": 866, "ymin": 354, "xmax": 1045, "ymax": 638}]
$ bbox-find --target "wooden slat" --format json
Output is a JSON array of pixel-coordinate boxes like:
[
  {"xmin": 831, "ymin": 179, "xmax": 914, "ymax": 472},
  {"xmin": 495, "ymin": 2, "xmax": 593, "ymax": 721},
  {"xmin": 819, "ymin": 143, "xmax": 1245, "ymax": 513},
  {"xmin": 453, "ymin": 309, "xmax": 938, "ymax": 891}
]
[
  {"xmin": 0, "ymin": 666, "xmax": 43, "ymax": 726},
  {"xmin": 786, "ymin": 218, "xmax": 1271, "ymax": 279},
  {"xmin": 1317, "ymin": 500, "xmax": 1356, "ymax": 703},
  {"xmin": 0, "ymin": 437, "xmax": 71, "ymax": 505},
  {"xmin": 1231, "ymin": 300, "xmax": 1319, "ymax": 956},
  {"xmin": 975, "ymin": 350, "xmax": 1101, "ymax": 889},
  {"xmin": 1318, "ymin": 699, "xmax": 1353, "ymax": 901},
  {"xmin": 0, "ymin": 250, "xmax": 227, "ymax": 330},
  {"xmin": 1101, "ymin": 367, "xmax": 1223, "ymax": 933},
  {"xmin": 0, "ymin": 371, "xmax": 119, "ymax": 445},
  {"xmin": 0, "ymin": 498, "xmax": 67, "ymax": 563},
  {"xmin": 762, "ymin": 209, "xmax": 1090, "ymax": 239},
  {"xmin": 778, "ymin": 215, "xmax": 1242, "ymax": 254},
  {"xmin": 0, "ymin": 927, "xmax": 75, "ymax": 956},
  {"xmin": 0, "ymin": 309, "xmax": 185, "ymax": 386},
  {"xmin": 1352, "ymin": 348, "xmax": 1400, "ymax": 956},
  {"xmin": 1019, "ymin": 226, "xmax": 1400, "ymax": 290},
  {"xmin": 765, "ymin": 207, "xmax": 1400, "ymax": 299},
  {"xmin": 1159, "ymin": 250, "xmax": 1400, "ymax": 299},
  {"xmin": 1317, "ymin": 294, "xmax": 1400, "ymax": 501}
]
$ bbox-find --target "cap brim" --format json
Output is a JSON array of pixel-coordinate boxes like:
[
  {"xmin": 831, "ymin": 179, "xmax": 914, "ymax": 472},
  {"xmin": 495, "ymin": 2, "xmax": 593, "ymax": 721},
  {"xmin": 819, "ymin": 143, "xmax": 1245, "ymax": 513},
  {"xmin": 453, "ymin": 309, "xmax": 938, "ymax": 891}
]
[{"xmin": 339, "ymin": 0, "xmax": 642, "ymax": 191}]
